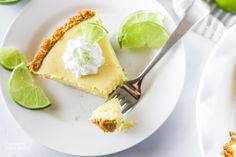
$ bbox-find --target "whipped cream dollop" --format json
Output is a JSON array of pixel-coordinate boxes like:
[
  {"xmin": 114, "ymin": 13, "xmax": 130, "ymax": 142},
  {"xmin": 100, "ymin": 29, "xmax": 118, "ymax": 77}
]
[{"xmin": 62, "ymin": 36, "xmax": 105, "ymax": 78}]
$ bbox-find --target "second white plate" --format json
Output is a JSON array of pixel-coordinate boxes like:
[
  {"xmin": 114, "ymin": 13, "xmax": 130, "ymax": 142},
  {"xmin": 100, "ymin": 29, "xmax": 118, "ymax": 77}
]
[{"xmin": 196, "ymin": 25, "xmax": 236, "ymax": 157}]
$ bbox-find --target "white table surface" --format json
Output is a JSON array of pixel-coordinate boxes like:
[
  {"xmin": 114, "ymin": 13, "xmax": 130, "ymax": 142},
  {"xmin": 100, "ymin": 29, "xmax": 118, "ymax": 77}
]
[{"xmin": 0, "ymin": 0, "xmax": 216, "ymax": 156}]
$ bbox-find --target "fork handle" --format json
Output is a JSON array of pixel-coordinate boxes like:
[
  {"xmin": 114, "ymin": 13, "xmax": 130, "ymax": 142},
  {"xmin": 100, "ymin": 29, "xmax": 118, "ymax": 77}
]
[{"xmin": 137, "ymin": 0, "xmax": 209, "ymax": 80}]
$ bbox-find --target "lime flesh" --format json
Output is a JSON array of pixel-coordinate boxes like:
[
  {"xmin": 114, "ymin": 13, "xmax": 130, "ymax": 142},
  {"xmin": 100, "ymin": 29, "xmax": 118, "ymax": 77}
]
[
  {"xmin": 215, "ymin": 0, "xmax": 236, "ymax": 13},
  {"xmin": 81, "ymin": 22, "xmax": 108, "ymax": 44},
  {"xmin": 120, "ymin": 21, "xmax": 169, "ymax": 48},
  {"xmin": 118, "ymin": 10, "xmax": 164, "ymax": 43},
  {"xmin": 8, "ymin": 63, "xmax": 51, "ymax": 109},
  {"xmin": 0, "ymin": 47, "xmax": 27, "ymax": 70}
]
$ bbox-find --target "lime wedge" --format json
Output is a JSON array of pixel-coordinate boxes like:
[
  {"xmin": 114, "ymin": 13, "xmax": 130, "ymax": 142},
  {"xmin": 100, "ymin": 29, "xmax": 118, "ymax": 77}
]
[
  {"xmin": 9, "ymin": 63, "xmax": 51, "ymax": 110},
  {"xmin": 120, "ymin": 21, "xmax": 169, "ymax": 48},
  {"xmin": 0, "ymin": 47, "xmax": 27, "ymax": 70},
  {"xmin": 81, "ymin": 22, "xmax": 108, "ymax": 44},
  {"xmin": 215, "ymin": 0, "xmax": 236, "ymax": 13},
  {"xmin": 118, "ymin": 10, "xmax": 164, "ymax": 43},
  {"xmin": 0, "ymin": 0, "xmax": 21, "ymax": 4}
]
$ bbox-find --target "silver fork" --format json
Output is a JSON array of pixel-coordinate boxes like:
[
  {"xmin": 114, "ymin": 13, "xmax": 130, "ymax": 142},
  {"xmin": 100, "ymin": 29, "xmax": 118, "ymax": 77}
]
[
  {"xmin": 173, "ymin": 0, "xmax": 236, "ymax": 42},
  {"xmin": 110, "ymin": 0, "xmax": 210, "ymax": 115}
]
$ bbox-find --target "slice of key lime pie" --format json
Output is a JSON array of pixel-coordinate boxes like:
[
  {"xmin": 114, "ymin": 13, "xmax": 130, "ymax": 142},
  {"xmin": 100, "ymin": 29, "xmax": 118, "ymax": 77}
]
[{"xmin": 29, "ymin": 10, "xmax": 126, "ymax": 98}]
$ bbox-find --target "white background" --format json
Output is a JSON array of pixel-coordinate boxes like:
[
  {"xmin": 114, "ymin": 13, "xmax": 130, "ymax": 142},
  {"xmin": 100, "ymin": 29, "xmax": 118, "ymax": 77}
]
[{"xmin": 0, "ymin": 0, "xmax": 216, "ymax": 156}]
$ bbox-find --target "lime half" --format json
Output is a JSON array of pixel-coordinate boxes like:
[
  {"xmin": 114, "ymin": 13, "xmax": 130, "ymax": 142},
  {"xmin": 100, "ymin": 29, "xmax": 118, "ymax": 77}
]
[
  {"xmin": 118, "ymin": 10, "xmax": 164, "ymax": 43},
  {"xmin": 9, "ymin": 63, "xmax": 51, "ymax": 110},
  {"xmin": 0, "ymin": 47, "xmax": 27, "ymax": 70},
  {"xmin": 81, "ymin": 22, "xmax": 108, "ymax": 44},
  {"xmin": 120, "ymin": 21, "xmax": 169, "ymax": 48}
]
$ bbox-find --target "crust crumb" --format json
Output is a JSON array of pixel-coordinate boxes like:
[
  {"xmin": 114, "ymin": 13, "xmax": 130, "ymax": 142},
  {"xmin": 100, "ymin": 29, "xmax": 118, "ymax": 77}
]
[
  {"xmin": 29, "ymin": 10, "xmax": 96, "ymax": 72},
  {"xmin": 223, "ymin": 132, "xmax": 236, "ymax": 157},
  {"xmin": 92, "ymin": 119, "xmax": 117, "ymax": 133}
]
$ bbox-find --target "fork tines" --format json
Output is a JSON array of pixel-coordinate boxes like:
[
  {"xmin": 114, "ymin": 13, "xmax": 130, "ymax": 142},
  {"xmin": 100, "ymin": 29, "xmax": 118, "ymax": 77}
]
[{"xmin": 110, "ymin": 86, "xmax": 138, "ymax": 114}]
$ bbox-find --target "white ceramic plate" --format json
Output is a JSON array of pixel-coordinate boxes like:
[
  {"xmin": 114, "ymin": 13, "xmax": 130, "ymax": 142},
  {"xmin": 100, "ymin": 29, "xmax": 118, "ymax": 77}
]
[
  {"xmin": 0, "ymin": 0, "xmax": 186, "ymax": 156},
  {"xmin": 196, "ymin": 25, "xmax": 236, "ymax": 157}
]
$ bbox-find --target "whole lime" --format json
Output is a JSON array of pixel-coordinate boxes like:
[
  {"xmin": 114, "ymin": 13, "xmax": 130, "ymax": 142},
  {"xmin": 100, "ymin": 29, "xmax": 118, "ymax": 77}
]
[{"xmin": 215, "ymin": 0, "xmax": 236, "ymax": 13}]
